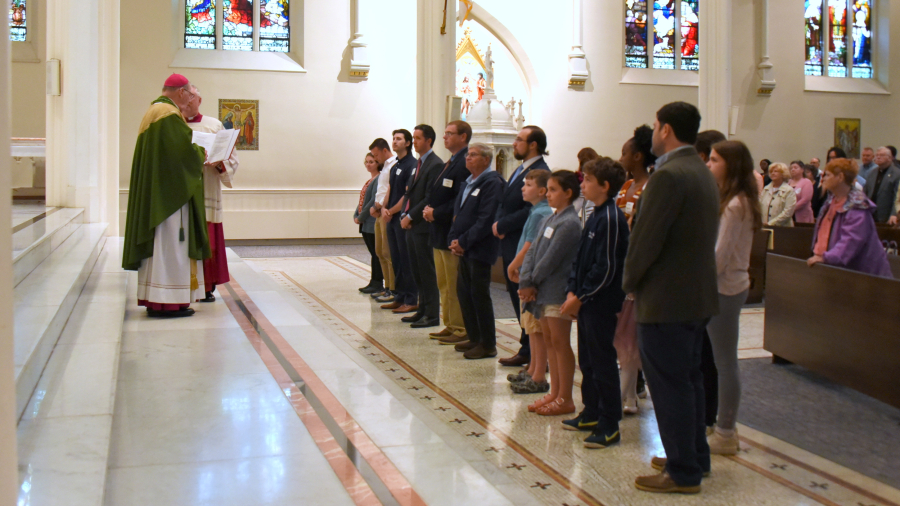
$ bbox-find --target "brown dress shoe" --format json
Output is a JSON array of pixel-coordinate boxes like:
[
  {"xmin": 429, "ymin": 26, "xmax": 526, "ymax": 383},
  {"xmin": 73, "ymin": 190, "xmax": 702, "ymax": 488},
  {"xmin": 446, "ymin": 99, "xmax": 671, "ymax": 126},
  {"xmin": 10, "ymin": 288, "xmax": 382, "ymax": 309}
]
[
  {"xmin": 429, "ymin": 328, "xmax": 453, "ymax": 339},
  {"xmin": 464, "ymin": 345, "xmax": 498, "ymax": 360},
  {"xmin": 438, "ymin": 334, "xmax": 469, "ymax": 345},
  {"xmin": 392, "ymin": 304, "xmax": 418, "ymax": 314},
  {"xmin": 381, "ymin": 301, "xmax": 402, "ymax": 310},
  {"xmin": 454, "ymin": 341, "xmax": 477, "ymax": 352},
  {"xmin": 498, "ymin": 354, "xmax": 529, "ymax": 367},
  {"xmin": 634, "ymin": 471, "xmax": 701, "ymax": 494},
  {"xmin": 650, "ymin": 457, "xmax": 710, "ymax": 477}
]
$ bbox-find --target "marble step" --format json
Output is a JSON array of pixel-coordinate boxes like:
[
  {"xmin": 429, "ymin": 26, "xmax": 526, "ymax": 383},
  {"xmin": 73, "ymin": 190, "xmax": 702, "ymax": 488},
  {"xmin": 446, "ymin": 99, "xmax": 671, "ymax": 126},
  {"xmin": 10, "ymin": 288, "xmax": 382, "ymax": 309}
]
[
  {"xmin": 14, "ymin": 222, "xmax": 108, "ymax": 421},
  {"xmin": 16, "ymin": 239, "xmax": 127, "ymax": 506},
  {"xmin": 13, "ymin": 207, "xmax": 85, "ymax": 287}
]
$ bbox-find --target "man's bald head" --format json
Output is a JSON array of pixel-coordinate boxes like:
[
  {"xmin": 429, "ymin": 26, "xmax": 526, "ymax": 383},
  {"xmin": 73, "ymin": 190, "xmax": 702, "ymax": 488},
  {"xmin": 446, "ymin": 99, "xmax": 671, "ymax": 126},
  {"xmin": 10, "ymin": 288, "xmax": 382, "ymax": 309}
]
[{"xmin": 875, "ymin": 147, "xmax": 893, "ymax": 169}]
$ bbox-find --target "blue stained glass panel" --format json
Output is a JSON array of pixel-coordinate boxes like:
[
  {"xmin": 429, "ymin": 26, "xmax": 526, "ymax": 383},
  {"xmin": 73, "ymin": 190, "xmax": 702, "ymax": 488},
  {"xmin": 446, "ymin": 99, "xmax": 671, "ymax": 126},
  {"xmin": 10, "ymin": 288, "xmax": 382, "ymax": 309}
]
[
  {"xmin": 260, "ymin": 0, "xmax": 289, "ymax": 52},
  {"xmin": 9, "ymin": 0, "xmax": 26, "ymax": 42},
  {"xmin": 851, "ymin": 0, "xmax": 872, "ymax": 79},
  {"xmin": 652, "ymin": 0, "xmax": 676, "ymax": 69},
  {"xmin": 185, "ymin": 0, "xmax": 216, "ymax": 49},
  {"xmin": 224, "ymin": 0, "xmax": 253, "ymax": 51},
  {"xmin": 625, "ymin": 0, "xmax": 648, "ymax": 68}
]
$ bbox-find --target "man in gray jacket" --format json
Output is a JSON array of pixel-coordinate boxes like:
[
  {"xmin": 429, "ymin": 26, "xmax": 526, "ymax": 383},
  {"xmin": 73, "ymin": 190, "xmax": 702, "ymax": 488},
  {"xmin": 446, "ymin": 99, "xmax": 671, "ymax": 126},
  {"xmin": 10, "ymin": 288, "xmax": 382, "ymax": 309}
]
[
  {"xmin": 863, "ymin": 147, "xmax": 900, "ymax": 225},
  {"xmin": 623, "ymin": 102, "xmax": 720, "ymax": 495}
]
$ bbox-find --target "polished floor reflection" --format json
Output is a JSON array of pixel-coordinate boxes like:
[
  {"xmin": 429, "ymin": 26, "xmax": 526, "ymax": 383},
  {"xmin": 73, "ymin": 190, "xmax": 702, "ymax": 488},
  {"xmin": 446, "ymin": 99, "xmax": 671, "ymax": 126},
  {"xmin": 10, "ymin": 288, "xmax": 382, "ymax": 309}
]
[{"xmin": 19, "ymin": 246, "xmax": 900, "ymax": 506}]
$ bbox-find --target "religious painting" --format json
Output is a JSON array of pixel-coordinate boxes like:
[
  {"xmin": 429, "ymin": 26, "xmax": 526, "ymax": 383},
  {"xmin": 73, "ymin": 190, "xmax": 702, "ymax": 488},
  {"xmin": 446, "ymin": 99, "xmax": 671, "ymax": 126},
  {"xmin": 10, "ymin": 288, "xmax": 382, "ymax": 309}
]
[
  {"xmin": 456, "ymin": 26, "xmax": 487, "ymax": 121},
  {"xmin": 219, "ymin": 99, "xmax": 259, "ymax": 150},
  {"xmin": 834, "ymin": 118, "xmax": 860, "ymax": 159}
]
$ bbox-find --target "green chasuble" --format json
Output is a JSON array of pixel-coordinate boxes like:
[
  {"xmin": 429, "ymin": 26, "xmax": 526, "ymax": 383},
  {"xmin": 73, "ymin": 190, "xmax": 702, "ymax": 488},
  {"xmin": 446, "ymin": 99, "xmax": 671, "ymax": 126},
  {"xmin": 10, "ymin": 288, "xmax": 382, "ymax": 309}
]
[{"xmin": 122, "ymin": 96, "xmax": 211, "ymax": 271}]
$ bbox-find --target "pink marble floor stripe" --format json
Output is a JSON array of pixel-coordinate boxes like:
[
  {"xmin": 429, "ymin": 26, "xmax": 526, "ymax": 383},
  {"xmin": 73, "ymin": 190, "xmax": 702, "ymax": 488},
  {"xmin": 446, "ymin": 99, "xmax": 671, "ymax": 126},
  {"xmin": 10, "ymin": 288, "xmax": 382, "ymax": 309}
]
[
  {"xmin": 225, "ymin": 280, "xmax": 429, "ymax": 506},
  {"xmin": 221, "ymin": 289, "xmax": 382, "ymax": 506}
]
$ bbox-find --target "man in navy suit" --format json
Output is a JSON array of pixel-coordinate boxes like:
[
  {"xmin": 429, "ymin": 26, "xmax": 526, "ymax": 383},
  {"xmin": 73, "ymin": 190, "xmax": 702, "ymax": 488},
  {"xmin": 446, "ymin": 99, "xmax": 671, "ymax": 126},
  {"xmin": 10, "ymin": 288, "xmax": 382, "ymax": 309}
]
[
  {"xmin": 425, "ymin": 121, "xmax": 472, "ymax": 343},
  {"xmin": 399, "ymin": 125, "xmax": 444, "ymax": 328},
  {"xmin": 492, "ymin": 126, "xmax": 550, "ymax": 367},
  {"xmin": 381, "ymin": 129, "xmax": 419, "ymax": 314},
  {"xmin": 449, "ymin": 143, "xmax": 505, "ymax": 360}
]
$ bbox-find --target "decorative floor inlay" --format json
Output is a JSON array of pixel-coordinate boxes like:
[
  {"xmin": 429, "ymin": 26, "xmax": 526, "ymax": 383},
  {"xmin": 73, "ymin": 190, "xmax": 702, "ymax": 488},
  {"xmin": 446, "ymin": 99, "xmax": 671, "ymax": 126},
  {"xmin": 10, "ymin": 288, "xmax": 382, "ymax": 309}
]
[{"xmin": 246, "ymin": 256, "xmax": 899, "ymax": 506}]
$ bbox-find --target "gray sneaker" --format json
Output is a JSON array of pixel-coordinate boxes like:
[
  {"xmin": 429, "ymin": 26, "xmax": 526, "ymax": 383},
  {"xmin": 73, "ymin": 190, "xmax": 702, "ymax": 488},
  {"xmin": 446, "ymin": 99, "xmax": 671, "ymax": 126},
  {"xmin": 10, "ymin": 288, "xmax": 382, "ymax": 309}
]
[{"xmin": 510, "ymin": 378, "xmax": 550, "ymax": 394}]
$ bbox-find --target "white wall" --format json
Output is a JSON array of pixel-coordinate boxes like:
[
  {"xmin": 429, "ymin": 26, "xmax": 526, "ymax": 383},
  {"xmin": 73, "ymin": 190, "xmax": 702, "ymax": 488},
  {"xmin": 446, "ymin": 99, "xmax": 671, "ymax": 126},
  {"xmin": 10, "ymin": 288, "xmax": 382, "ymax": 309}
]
[
  {"xmin": 119, "ymin": 0, "xmax": 417, "ymax": 239},
  {"xmin": 10, "ymin": 0, "xmax": 45, "ymax": 138}
]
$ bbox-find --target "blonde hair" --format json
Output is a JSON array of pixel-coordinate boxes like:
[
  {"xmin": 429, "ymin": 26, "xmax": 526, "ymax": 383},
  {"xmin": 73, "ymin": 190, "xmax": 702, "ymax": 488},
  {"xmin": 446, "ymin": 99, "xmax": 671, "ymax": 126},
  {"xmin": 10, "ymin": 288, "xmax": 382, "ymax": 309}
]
[{"xmin": 768, "ymin": 162, "xmax": 790, "ymax": 179}]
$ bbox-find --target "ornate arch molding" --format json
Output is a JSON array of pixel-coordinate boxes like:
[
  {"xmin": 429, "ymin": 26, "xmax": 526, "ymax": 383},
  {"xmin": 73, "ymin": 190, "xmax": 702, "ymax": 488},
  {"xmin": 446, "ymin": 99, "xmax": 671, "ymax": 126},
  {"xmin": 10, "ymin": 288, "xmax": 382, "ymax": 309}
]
[{"xmin": 463, "ymin": 3, "xmax": 541, "ymax": 122}]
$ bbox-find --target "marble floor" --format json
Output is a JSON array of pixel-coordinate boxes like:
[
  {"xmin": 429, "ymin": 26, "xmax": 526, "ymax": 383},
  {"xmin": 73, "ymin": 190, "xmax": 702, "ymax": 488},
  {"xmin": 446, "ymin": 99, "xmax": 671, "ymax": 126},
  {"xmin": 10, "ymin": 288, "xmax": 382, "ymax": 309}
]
[
  {"xmin": 11, "ymin": 201, "xmax": 52, "ymax": 231},
  {"xmin": 42, "ymin": 249, "xmax": 900, "ymax": 506}
]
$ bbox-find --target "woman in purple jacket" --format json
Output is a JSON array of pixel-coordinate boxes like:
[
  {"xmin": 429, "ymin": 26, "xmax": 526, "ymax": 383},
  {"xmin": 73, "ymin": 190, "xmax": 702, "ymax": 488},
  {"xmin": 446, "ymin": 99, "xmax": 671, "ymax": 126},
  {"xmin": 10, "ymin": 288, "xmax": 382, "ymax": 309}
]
[{"xmin": 807, "ymin": 158, "xmax": 893, "ymax": 278}]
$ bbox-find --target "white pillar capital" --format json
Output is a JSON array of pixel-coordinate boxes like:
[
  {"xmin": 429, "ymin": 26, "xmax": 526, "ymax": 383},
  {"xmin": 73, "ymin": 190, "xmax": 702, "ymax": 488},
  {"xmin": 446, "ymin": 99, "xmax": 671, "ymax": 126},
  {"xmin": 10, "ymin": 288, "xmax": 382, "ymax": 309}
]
[
  {"xmin": 349, "ymin": 0, "xmax": 370, "ymax": 79},
  {"xmin": 757, "ymin": 0, "xmax": 776, "ymax": 97},
  {"xmin": 567, "ymin": 0, "xmax": 588, "ymax": 87}
]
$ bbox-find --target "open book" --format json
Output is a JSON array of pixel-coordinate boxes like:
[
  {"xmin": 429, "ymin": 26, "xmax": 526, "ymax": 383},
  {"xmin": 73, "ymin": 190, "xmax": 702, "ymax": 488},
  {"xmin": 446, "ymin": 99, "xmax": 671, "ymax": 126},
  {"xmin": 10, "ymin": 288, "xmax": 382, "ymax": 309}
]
[{"xmin": 191, "ymin": 129, "xmax": 240, "ymax": 165}]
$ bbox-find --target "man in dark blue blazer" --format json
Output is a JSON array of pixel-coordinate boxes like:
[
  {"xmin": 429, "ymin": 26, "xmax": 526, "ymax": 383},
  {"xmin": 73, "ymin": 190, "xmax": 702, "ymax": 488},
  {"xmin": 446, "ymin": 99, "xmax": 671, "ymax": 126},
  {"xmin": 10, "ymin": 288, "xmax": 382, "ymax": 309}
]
[
  {"xmin": 425, "ymin": 121, "xmax": 472, "ymax": 342},
  {"xmin": 492, "ymin": 126, "xmax": 550, "ymax": 367},
  {"xmin": 399, "ymin": 125, "xmax": 444, "ymax": 328},
  {"xmin": 381, "ymin": 129, "xmax": 419, "ymax": 313},
  {"xmin": 448, "ymin": 143, "xmax": 505, "ymax": 360}
]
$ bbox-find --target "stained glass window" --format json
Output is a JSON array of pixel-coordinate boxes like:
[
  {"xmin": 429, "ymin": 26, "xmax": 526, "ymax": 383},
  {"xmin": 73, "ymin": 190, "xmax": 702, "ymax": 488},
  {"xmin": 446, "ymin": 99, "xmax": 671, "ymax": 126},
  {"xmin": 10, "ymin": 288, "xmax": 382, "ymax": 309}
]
[
  {"xmin": 805, "ymin": 0, "xmax": 874, "ymax": 79},
  {"xmin": 259, "ymin": 0, "xmax": 289, "ymax": 52},
  {"xmin": 185, "ymin": 0, "xmax": 216, "ymax": 49},
  {"xmin": 805, "ymin": 1, "xmax": 823, "ymax": 75},
  {"xmin": 625, "ymin": 0, "xmax": 699, "ymax": 71},
  {"xmin": 828, "ymin": 0, "xmax": 848, "ymax": 77},
  {"xmin": 9, "ymin": 0, "xmax": 26, "ymax": 42},
  {"xmin": 223, "ymin": 0, "xmax": 253, "ymax": 52},
  {"xmin": 851, "ymin": 0, "xmax": 873, "ymax": 78},
  {"xmin": 680, "ymin": 0, "xmax": 699, "ymax": 71},
  {"xmin": 652, "ymin": 1, "xmax": 676, "ymax": 69},
  {"xmin": 625, "ymin": 0, "xmax": 649, "ymax": 68}
]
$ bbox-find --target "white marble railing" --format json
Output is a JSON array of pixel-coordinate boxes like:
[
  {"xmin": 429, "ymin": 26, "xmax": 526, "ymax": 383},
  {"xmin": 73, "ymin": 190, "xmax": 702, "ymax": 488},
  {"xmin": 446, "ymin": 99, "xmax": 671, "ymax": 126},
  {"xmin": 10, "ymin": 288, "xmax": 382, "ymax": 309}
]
[{"xmin": 10, "ymin": 138, "xmax": 46, "ymax": 159}]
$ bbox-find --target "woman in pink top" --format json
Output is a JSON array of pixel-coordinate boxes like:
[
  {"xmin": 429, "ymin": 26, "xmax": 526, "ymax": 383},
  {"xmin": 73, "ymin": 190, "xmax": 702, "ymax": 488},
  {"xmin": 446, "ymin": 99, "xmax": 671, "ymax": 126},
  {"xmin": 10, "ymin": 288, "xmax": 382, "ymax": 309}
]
[
  {"xmin": 705, "ymin": 140, "xmax": 762, "ymax": 456},
  {"xmin": 789, "ymin": 160, "xmax": 815, "ymax": 223}
]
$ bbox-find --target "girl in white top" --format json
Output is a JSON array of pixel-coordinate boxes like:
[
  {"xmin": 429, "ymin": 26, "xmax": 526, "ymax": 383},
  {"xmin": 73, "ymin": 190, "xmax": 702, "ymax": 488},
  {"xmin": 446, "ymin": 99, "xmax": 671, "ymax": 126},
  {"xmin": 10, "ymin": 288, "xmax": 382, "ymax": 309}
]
[{"xmin": 705, "ymin": 140, "xmax": 762, "ymax": 456}]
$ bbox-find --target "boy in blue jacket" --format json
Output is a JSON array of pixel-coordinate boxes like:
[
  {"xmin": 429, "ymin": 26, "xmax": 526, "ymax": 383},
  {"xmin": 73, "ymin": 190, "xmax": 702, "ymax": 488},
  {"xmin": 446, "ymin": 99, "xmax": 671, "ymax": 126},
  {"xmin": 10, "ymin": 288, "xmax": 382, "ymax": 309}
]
[{"xmin": 560, "ymin": 157, "xmax": 629, "ymax": 448}]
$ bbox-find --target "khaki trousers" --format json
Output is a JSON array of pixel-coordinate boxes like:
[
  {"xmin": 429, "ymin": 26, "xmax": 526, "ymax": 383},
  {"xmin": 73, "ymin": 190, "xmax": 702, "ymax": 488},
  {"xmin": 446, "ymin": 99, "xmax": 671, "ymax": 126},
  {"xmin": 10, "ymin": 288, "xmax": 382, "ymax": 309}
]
[
  {"xmin": 433, "ymin": 248, "xmax": 466, "ymax": 336},
  {"xmin": 374, "ymin": 217, "xmax": 394, "ymax": 290}
]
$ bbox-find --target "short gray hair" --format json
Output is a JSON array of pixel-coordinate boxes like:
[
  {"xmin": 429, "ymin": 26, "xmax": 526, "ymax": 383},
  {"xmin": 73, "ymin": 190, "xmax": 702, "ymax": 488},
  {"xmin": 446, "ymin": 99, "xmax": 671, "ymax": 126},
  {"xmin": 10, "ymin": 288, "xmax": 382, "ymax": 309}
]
[{"xmin": 469, "ymin": 143, "xmax": 494, "ymax": 163}]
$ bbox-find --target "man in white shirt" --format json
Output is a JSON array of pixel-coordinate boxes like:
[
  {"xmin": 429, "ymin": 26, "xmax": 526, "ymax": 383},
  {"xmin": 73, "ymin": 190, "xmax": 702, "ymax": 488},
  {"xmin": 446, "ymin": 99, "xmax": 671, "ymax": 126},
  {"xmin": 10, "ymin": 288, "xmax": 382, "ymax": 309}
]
[{"xmin": 369, "ymin": 138, "xmax": 396, "ymax": 301}]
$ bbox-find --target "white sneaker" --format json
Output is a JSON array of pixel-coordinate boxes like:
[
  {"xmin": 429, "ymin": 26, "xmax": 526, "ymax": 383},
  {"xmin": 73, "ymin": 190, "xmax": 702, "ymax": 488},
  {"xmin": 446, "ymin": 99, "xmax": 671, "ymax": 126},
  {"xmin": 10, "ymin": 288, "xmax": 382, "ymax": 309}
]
[{"xmin": 707, "ymin": 428, "xmax": 740, "ymax": 455}]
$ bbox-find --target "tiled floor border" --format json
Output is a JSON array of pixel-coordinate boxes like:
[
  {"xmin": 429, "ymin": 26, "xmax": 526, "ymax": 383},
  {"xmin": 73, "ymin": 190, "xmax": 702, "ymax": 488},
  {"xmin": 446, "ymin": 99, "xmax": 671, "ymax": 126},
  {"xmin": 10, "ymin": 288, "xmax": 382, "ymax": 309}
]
[
  {"xmin": 221, "ymin": 279, "xmax": 427, "ymax": 506},
  {"xmin": 265, "ymin": 258, "xmax": 900, "ymax": 506}
]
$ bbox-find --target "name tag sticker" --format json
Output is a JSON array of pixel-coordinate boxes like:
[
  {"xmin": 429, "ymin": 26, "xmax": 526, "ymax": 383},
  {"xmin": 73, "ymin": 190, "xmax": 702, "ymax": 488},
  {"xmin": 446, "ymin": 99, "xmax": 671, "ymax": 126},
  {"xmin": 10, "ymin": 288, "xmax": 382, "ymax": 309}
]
[
  {"xmin": 443, "ymin": 178, "xmax": 454, "ymax": 188},
  {"xmin": 794, "ymin": 187, "xmax": 802, "ymax": 195},
  {"xmin": 472, "ymin": 188, "xmax": 480, "ymax": 196},
  {"xmin": 625, "ymin": 202, "xmax": 635, "ymax": 214},
  {"xmin": 396, "ymin": 168, "xmax": 402, "ymax": 175},
  {"xmin": 543, "ymin": 227, "xmax": 554, "ymax": 239}
]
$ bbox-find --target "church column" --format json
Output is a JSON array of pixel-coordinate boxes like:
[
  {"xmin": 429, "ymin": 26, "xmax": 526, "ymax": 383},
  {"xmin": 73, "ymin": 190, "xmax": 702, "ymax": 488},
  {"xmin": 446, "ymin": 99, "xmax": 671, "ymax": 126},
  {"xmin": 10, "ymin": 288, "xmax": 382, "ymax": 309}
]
[
  {"xmin": 45, "ymin": 0, "xmax": 119, "ymax": 230},
  {"xmin": 567, "ymin": 0, "xmax": 588, "ymax": 87},
  {"xmin": 349, "ymin": 0, "xmax": 370, "ymax": 78},
  {"xmin": 417, "ymin": 0, "xmax": 456, "ymax": 157},
  {"xmin": 0, "ymin": 22, "xmax": 20, "ymax": 505},
  {"xmin": 757, "ymin": 0, "xmax": 776, "ymax": 96},
  {"xmin": 698, "ymin": 0, "xmax": 732, "ymax": 133}
]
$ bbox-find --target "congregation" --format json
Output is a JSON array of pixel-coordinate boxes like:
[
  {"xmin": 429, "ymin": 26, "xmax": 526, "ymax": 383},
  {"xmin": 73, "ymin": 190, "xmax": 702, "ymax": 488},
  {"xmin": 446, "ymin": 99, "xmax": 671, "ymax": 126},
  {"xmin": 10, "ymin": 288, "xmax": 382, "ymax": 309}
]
[{"xmin": 350, "ymin": 102, "xmax": 897, "ymax": 495}]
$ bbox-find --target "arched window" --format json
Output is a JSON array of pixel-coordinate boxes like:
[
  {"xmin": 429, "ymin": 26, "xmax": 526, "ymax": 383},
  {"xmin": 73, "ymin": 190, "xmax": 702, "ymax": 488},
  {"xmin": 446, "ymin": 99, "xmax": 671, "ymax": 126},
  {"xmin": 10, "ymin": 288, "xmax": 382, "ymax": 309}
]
[
  {"xmin": 625, "ymin": 0, "xmax": 699, "ymax": 71},
  {"xmin": 805, "ymin": 0, "xmax": 872, "ymax": 78},
  {"xmin": 9, "ymin": 0, "xmax": 27, "ymax": 42},
  {"xmin": 184, "ymin": 0, "xmax": 289, "ymax": 52}
]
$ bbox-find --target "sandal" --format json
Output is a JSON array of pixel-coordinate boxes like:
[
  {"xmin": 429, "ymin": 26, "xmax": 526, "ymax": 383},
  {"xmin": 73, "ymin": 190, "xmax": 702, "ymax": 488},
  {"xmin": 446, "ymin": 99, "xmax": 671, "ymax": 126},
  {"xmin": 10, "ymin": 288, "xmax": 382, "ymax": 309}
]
[
  {"xmin": 528, "ymin": 394, "xmax": 555, "ymax": 412},
  {"xmin": 537, "ymin": 398, "xmax": 576, "ymax": 416}
]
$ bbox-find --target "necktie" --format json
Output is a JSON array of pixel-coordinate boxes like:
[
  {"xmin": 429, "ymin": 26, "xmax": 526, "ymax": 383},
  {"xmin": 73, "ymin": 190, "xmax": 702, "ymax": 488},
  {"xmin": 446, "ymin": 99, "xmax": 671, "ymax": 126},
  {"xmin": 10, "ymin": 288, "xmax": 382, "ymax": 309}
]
[
  {"xmin": 405, "ymin": 159, "xmax": 423, "ymax": 213},
  {"xmin": 509, "ymin": 164, "xmax": 524, "ymax": 186}
]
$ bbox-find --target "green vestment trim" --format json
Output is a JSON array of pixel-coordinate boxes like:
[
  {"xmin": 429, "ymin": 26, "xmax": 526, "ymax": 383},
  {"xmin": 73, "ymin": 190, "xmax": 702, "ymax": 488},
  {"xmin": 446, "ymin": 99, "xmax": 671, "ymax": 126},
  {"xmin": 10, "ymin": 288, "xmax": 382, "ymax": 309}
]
[{"xmin": 122, "ymin": 97, "xmax": 210, "ymax": 271}]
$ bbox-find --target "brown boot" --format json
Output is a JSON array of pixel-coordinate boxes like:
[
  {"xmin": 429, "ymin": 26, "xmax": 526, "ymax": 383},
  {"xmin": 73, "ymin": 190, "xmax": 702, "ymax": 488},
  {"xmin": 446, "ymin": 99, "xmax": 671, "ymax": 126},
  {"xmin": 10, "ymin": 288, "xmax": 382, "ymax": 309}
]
[
  {"xmin": 463, "ymin": 345, "xmax": 498, "ymax": 359},
  {"xmin": 438, "ymin": 334, "xmax": 469, "ymax": 346}
]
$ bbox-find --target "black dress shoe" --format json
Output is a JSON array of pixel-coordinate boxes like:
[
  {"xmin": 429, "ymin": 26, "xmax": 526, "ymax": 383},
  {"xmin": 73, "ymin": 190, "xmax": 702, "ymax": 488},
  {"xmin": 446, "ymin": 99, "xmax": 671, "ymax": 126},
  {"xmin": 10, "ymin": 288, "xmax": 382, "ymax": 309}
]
[
  {"xmin": 199, "ymin": 292, "xmax": 215, "ymax": 303},
  {"xmin": 147, "ymin": 308, "xmax": 195, "ymax": 318},
  {"xmin": 360, "ymin": 285, "xmax": 383, "ymax": 294},
  {"xmin": 401, "ymin": 313, "xmax": 424, "ymax": 323},
  {"xmin": 410, "ymin": 316, "xmax": 440, "ymax": 328}
]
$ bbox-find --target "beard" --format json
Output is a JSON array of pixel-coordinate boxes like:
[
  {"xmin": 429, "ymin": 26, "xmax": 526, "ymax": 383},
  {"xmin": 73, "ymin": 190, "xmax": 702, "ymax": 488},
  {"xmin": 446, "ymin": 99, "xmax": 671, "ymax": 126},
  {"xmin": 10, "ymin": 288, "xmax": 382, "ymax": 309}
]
[{"xmin": 514, "ymin": 150, "xmax": 526, "ymax": 161}]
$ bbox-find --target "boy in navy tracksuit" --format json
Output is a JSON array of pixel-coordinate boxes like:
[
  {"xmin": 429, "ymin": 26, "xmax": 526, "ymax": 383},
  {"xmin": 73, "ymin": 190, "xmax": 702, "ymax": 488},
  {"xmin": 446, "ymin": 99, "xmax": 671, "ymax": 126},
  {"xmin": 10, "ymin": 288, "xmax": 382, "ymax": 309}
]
[{"xmin": 560, "ymin": 157, "xmax": 629, "ymax": 448}]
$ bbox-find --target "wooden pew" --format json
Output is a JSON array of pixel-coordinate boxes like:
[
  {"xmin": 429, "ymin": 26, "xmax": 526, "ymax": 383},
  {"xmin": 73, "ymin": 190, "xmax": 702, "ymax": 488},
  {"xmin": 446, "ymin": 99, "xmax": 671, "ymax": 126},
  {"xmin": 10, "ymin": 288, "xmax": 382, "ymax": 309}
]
[{"xmin": 764, "ymin": 253, "xmax": 900, "ymax": 409}]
